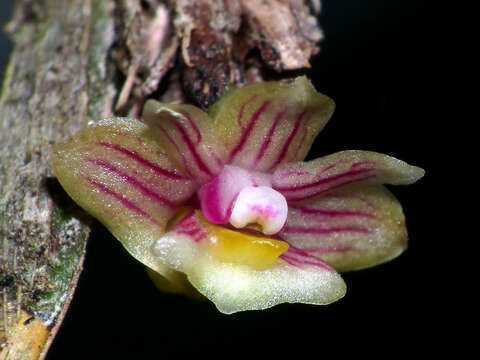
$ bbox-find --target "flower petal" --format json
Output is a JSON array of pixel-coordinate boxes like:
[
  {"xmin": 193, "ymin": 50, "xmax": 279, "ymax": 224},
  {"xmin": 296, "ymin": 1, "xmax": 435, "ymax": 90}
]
[
  {"xmin": 153, "ymin": 209, "xmax": 346, "ymax": 313},
  {"xmin": 273, "ymin": 150, "xmax": 425, "ymax": 202},
  {"xmin": 52, "ymin": 117, "xmax": 197, "ymax": 292},
  {"xmin": 208, "ymin": 76, "xmax": 335, "ymax": 171},
  {"xmin": 142, "ymin": 101, "xmax": 228, "ymax": 184},
  {"xmin": 279, "ymin": 184, "xmax": 410, "ymax": 271}
]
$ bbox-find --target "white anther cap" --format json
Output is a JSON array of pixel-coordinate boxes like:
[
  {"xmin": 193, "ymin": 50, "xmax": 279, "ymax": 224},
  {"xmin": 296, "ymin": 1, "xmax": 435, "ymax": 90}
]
[{"xmin": 229, "ymin": 186, "xmax": 288, "ymax": 235}]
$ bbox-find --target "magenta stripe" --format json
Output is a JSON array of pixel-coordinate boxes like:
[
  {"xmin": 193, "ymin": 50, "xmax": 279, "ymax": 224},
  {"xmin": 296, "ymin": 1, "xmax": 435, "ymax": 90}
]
[
  {"xmin": 173, "ymin": 210, "xmax": 208, "ymax": 242},
  {"xmin": 229, "ymin": 100, "xmax": 271, "ymax": 162},
  {"xmin": 286, "ymin": 246, "xmax": 309, "ymax": 256},
  {"xmin": 115, "ymin": 133, "xmax": 168, "ymax": 157},
  {"xmin": 182, "ymin": 111, "xmax": 202, "ymax": 144},
  {"xmin": 322, "ymin": 193, "xmax": 378, "ymax": 209},
  {"xmin": 270, "ymin": 111, "xmax": 306, "ymax": 170},
  {"xmin": 277, "ymin": 170, "xmax": 312, "ymax": 179},
  {"xmin": 275, "ymin": 168, "xmax": 374, "ymax": 192},
  {"xmin": 178, "ymin": 221, "xmax": 198, "ymax": 230},
  {"xmin": 305, "ymin": 247, "xmax": 354, "ymax": 254},
  {"xmin": 275, "ymin": 163, "xmax": 334, "ymax": 181},
  {"xmin": 280, "ymin": 251, "xmax": 333, "ymax": 271},
  {"xmin": 253, "ymin": 107, "xmax": 288, "ymax": 168},
  {"xmin": 155, "ymin": 124, "xmax": 195, "ymax": 178},
  {"xmin": 87, "ymin": 178, "xmax": 158, "ymax": 225},
  {"xmin": 98, "ymin": 142, "xmax": 185, "ymax": 180},
  {"xmin": 193, "ymin": 230, "xmax": 208, "ymax": 242},
  {"xmin": 237, "ymin": 95, "xmax": 258, "ymax": 127},
  {"xmin": 173, "ymin": 121, "xmax": 214, "ymax": 177},
  {"xmin": 292, "ymin": 127, "xmax": 308, "ymax": 159},
  {"xmin": 283, "ymin": 174, "xmax": 376, "ymax": 201},
  {"xmin": 283, "ymin": 246, "xmax": 335, "ymax": 271},
  {"xmin": 283, "ymin": 225, "xmax": 371, "ymax": 235},
  {"xmin": 280, "ymin": 254, "xmax": 302, "ymax": 267},
  {"xmin": 289, "ymin": 205, "xmax": 375, "ymax": 219},
  {"xmin": 280, "ymin": 255, "xmax": 302, "ymax": 267},
  {"xmin": 281, "ymin": 255, "xmax": 333, "ymax": 271},
  {"xmin": 351, "ymin": 160, "xmax": 375, "ymax": 169},
  {"xmin": 177, "ymin": 227, "xmax": 204, "ymax": 238},
  {"xmin": 177, "ymin": 228, "xmax": 201, "ymax": 238},
  {"xmin": 89, "ymin": 159, "xmax": 177, "ymax": 208},
  {"xmin": 320, "ymin": 163, "xmax": 337, "ymax": 174}
]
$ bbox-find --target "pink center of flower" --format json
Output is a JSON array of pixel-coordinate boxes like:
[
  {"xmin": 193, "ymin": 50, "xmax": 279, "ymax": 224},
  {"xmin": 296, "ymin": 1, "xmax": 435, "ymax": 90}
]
[{"xmin": 198, "ymin": 165, "xmax": 288, "ymax": 235}]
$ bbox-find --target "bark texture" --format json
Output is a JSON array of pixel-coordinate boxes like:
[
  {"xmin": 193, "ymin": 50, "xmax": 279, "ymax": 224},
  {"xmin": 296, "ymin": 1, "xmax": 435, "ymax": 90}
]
[{"xmin": 0, "ymin": 1, "xmax": 323, "ymax": 358}]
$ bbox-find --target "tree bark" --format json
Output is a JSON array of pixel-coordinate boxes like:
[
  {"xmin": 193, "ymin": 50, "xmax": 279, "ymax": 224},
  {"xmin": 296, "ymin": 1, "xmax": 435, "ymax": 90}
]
[{"xmin": 0, "ymin": 1, "xmax": 323, "ymax": 358}]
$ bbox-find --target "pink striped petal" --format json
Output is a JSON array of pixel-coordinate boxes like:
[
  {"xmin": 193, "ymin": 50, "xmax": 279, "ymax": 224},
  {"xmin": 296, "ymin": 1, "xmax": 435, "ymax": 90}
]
[
  {"xmin": 273, "ymin": 150, "xmax": 425, "ymax": 202},
  {"xmin": 198, "ymin": 165, "xmax": 271, "ymax": 224},
  {"xmin": 279, "ymin": 184, "xmax": 411, "ymax": 271},
  {"xmin": 208, "ymin": 76, "xmax": 335, "ymax": 171},
  {"xmin": 153, "ymin": 210, "xmax": 346, "ymax": 314},
  {"xmin": 142, "ymin": 101, "xmax": 228, "ymax": 184},
  {"xmin": 280, "ymin": 246, "xmax": 336, "ymax": 272},
  {"xmin": 52, "ymin": 117, "xmax": 197, "ymax": 292}
]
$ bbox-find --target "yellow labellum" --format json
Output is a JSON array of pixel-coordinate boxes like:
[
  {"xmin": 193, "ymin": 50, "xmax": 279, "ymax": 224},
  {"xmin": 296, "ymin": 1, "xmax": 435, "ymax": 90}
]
[
  {"xmin": 206, "ymin": 225, "xmax": 290, "ymax": 270},
  {"xmin": 169, "ymin": 208, "xmax": 289, "ymax": 270}
]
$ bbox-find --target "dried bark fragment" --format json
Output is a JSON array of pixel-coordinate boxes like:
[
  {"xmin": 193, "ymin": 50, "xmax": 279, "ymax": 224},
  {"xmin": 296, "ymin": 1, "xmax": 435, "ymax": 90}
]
[
  {"xmin": 242, "ymin": 0, "xmax": 323, "ymax": 71},
  {"xmin": 112, "ymin": 0, "xmax": 324, "ymax": 110},
  {"xmin": 176, "ymin": 0, "xmax": 246, "ymax": 108},
  {"xmin": 112, "ymin": 0, "xmax": 179, "ymax": 111}
]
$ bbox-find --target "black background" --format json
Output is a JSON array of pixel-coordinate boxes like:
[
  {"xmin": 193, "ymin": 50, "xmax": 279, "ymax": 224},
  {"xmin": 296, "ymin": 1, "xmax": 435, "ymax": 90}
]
[{"xmin": 1, "ymin": 1, "xmax": 456, "ymax": 358}]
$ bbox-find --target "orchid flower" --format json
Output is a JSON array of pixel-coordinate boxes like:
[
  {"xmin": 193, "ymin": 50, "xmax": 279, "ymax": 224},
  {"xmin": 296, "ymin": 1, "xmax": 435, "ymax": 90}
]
[{"xmin": 52, "ymin": 77, "xmax": 424, "ymax": 314}]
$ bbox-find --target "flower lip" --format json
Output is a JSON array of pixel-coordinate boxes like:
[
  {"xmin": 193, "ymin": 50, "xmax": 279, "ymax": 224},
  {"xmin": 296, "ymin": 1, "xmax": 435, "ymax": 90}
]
[{"xmin": 229, "ymin": 185, "xmax": 288, "ymax": 235}]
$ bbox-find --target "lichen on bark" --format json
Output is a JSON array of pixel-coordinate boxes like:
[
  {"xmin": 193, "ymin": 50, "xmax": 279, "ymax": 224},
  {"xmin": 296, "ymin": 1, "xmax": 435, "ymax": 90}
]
[{"xmin": 0, "ymin": 0, "xmax": 114, "ymax": 358}]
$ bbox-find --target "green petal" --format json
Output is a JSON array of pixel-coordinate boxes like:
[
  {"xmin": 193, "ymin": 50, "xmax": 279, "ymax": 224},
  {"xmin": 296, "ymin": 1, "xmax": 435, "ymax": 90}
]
[
  {"xmin": 208, "ymin": 76, "xmax": 335, "ymax": 171},
  {"xmin": 273, "ymin": 150, "xmax": 425, "ymax": 202},
  {"xmin": 52, "ymin": 117, "xmax": 197, "ymax": 292},
  {"xmin": 280, "ymin": 184, "xmax": 411, "ymax": 271},
  {"xmin": 142, "ymin": 101, "xmax": 228, "ymax": 184}
]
